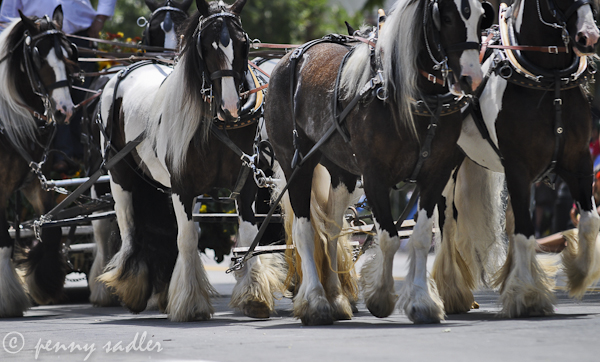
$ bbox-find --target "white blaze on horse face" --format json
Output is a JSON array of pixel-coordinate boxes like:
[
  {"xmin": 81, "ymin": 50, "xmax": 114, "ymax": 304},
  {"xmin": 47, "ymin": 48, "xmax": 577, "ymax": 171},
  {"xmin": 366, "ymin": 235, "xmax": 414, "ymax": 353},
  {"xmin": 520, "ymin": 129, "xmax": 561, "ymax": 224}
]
[
  {"xmin": 456, "ymin": 0, "xmax": 484, "ymax": 90},
  {"xmin": 46, "ymin": 48, "xmax": 74, "ymax": 123},
  {"xmin": 162, "ymin": 24, "xmax": 178, "ymax": 49},
  {"xmin": 218, "ymin": 40, "xmax": 239, "ymax": 120},
  {"xmin": 574, "ymin": 5, "xmax": 600, "ymax": 55}
]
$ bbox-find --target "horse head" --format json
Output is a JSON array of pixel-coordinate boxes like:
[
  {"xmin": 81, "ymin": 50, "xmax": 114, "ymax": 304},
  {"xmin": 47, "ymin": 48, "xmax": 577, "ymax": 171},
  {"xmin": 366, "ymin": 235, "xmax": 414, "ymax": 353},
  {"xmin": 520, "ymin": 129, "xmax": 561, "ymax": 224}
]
[
  {"xmin": 193, "ymin": 0, "xmax": 249, "ymax": 122},
  {"xmin": 549, "ymin": 0, "xmax": 599, "ymax": 56},
  {"xmin": 17, "ymin": 6, "xmax": 75, "ymax": 125},
  {"xmin": 426, "ymin": 0, "xmax": 487, "ymax": 94},
  {"xmin": 142, "ymin": 0, "xmax": 192, "ymax": 49}
]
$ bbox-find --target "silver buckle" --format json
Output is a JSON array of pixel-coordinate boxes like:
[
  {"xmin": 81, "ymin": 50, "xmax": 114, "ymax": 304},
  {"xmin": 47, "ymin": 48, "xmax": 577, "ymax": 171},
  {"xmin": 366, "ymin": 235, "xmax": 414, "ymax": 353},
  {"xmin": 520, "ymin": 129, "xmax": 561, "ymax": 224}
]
[{"xmin": 548, "ymin": 46, "xmax": 559, "ymax": 54}]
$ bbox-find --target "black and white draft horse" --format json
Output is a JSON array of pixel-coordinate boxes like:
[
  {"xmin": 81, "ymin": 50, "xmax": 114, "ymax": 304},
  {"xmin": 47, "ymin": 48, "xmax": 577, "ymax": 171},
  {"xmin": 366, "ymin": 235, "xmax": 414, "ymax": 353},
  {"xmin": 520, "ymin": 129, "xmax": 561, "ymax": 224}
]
[
  {"xmin": 265, "ymin": 0, "xmax": 486, "ymax": 325},
  {"xmin": 0, "ymin": 7, "xmax": 76, "ymax": 317},
  {"xmin": 433, "ymin": 0, "xmax": 600, "ymax": 317},
  {"xmin": 98, "ymin": 0, "xmax": 286, "ymax": 321},
  {"xmin": 87, "ymin": 0, "xmax": 193, "ymax": 308}
]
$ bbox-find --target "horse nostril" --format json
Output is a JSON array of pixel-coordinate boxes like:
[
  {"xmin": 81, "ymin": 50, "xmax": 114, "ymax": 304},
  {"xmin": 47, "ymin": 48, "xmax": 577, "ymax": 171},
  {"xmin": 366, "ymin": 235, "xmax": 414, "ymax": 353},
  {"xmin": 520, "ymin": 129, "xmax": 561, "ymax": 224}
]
[
  {"xmin": 460, "ymin": 75, "xmax": 473, "ymax": 91},
  {"xmin": 577, "ymin": 32, "xmax": 588, "ymax": 46}
]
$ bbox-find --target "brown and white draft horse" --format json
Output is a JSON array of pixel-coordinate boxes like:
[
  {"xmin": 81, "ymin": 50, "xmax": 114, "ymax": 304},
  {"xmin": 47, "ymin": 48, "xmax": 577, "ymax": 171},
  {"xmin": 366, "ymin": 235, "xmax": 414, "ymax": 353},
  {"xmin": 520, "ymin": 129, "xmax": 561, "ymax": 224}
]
[
  {"xmin": 265, "ymin": 0, "xmax": 486, "ymax": 325},
  {"xmin": 433, "ymin": 0, "xmax": 600, "ymax": 318},
  {"xmin": 0, "ymin": 7, "xmax": 76, "ymax": 317}
]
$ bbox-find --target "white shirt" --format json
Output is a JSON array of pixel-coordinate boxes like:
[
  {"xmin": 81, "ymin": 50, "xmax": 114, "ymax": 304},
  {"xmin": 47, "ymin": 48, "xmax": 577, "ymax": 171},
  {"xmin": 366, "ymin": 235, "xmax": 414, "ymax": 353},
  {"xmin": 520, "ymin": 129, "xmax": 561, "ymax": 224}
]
[{"xmin": 0, "ymin": 0, "xmax": 117, "ymax": 34}]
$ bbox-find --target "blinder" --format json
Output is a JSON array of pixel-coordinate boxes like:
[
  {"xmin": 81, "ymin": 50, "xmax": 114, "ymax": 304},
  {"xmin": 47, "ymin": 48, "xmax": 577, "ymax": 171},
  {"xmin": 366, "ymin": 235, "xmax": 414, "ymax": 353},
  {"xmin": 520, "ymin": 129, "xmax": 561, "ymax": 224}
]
[
  {"xmin": 547, "ymin": 0, "xmax": 596, "ymax": 23},
  {"xmin": 141, "ymin": 2, "xmax": 189, "ymax": 46},
  {"xmin": 481, "ymin": 2, "xmax": 495, "ymax": 31}
]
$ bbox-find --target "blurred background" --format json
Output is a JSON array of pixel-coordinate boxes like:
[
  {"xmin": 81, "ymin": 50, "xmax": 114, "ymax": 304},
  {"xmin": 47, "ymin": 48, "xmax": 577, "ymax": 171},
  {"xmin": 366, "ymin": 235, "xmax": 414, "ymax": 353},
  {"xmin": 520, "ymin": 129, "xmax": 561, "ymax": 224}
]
[{"xmin": 91, "ymin": 0, "xmax": 395, "ymax": 44}]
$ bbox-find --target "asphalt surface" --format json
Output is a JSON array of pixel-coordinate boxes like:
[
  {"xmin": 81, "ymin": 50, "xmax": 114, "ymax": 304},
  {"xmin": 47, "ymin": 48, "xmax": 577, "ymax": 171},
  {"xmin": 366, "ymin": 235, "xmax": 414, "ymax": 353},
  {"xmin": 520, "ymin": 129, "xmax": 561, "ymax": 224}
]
[{"xmin": 2, "ymin": 251, "xmax": 600, "ymax": 362}]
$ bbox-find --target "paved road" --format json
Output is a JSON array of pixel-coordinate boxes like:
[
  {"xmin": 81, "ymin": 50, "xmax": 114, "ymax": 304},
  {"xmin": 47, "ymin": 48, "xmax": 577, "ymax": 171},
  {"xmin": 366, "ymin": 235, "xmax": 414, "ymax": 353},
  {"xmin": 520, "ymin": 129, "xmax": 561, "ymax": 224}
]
[{"xmin": 2, "ymin": 251, "xmax": 600, "ymax": 362}]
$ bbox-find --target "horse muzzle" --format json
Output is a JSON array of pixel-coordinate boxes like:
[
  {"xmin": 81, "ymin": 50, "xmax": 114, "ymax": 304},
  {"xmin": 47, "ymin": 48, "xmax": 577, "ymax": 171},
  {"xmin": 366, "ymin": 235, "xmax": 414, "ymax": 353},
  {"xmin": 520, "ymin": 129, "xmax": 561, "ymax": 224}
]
[
  {"xmin": 574, "ymin": 27, "xmax": 599, "ymax": 56},
  {"xmin": 50, "ymin": 99, "xmax": 74, "ymax": 125}
]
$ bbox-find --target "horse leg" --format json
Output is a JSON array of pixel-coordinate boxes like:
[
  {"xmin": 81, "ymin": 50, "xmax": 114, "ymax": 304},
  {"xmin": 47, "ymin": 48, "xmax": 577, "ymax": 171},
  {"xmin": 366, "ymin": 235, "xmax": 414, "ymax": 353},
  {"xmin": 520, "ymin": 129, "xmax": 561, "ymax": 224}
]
[
  {"xmin": 0, "ymin": 194, "xmax": 31, "ymax": 317},
  {"xmin": 398, "ymin": 185, "xmax": 445, "ymax": 324},
  {"xmin": 560, "ymin": 160, "xmax": 600, "ymax": 298},
  {"xmin": 286, "ymin": 162, "xmax": 334, "ymax": 325},
  {"xmin": 432, "ymin": 163, "xmax": 475, "ymax": 314},
  {"xmin": 88, "ymin": 185, "xmax": 119, "ymax": 306},
  {"xmin": 98, "ymin": 177, "xmax": 152, "ymax": 313},
  {"xmin": 230, "ymin": 178, "xmax": 286, "ymax": 319},
  {"xmin": 315, "ymin": 163, "xmax": 360, "ymax": 320},
  {"xmin": 494, "ymin": 166, "xmax": 554, "ymax": 317},
  {"xmin": 359, "ymin": 177, "xmax": 400, "ymax": 319},
  {"xmin": 166, "ymin": 189, "xmax": 215, "ymax": 321},
  {"xmin": 21, "ymin": 179, "xmax": 68, "ymax": 305}
]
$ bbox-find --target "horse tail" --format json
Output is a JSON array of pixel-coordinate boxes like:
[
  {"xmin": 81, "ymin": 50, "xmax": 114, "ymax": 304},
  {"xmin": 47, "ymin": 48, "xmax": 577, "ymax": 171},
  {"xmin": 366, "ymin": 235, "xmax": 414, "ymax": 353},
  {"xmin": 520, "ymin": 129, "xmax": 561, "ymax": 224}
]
[{"xmin": 454, "ymin": 159, "xmax": 507, "ymax": 286}]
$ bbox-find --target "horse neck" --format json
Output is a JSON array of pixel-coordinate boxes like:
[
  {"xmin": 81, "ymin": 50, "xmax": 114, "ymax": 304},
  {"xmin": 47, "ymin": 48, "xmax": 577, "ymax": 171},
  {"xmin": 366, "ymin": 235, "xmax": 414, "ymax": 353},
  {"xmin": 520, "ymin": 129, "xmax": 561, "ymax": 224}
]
[{"xmin": 514, "ymin": 0, "xmax": 576, "ymax": 69}]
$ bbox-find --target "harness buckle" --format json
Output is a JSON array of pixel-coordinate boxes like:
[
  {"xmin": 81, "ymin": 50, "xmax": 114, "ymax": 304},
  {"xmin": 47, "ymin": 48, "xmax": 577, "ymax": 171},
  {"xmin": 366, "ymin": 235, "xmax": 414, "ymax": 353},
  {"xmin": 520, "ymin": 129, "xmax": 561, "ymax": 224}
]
[
  {"xmin": 548, "ymin": 46, "xmax": 559, "ymax": 54},
  {"xmin": 554, "ymin": 98, "xmax": 563, "ymax": 106},
  {"xmin": 427, "ymin": 74, "xmax": 437, "ymax": 84}
]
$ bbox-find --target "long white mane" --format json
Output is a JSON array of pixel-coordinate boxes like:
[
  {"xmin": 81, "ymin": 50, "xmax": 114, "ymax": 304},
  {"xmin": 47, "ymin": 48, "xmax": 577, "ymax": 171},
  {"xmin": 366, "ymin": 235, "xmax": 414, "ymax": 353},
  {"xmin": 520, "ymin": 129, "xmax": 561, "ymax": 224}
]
[
  {"xmin": 147, "ymin": 28, "xmax": 212, "ymax": 177},
  {"xmin": 0, "ymin": 19, "xmax": 40, "ymax": 151},
  {"xmin": 340, "ymin": 0, "xmax": 423, "ymax": 136}
]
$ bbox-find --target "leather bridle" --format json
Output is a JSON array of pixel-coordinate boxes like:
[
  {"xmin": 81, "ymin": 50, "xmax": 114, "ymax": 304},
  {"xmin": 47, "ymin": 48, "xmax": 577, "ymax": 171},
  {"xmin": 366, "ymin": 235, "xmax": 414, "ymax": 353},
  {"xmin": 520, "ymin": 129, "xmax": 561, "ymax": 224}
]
[
  {"xmin": 195, "ymin": 11, "xmax": 249, "ymax": 85},
  {"xmin": 142, "ymin": 0, "xmax": 189, "ymax": 46},
  {"xmin": 423, "ymin": 0, "xmax": 480, "ymax": 87}
]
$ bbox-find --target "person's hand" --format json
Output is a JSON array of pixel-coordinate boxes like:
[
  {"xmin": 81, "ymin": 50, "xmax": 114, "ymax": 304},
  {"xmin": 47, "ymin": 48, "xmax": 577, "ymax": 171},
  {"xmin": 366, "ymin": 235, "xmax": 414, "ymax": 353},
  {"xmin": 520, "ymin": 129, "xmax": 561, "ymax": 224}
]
[{"xmin": 88, "ymin": 15, "xmax": 109, "ymax": 38}]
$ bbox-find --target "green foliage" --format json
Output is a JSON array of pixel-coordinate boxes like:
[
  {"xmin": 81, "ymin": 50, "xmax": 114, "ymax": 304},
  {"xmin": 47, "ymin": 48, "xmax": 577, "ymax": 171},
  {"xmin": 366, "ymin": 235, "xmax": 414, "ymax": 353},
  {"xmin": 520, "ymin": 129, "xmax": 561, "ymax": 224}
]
[{"xmin": 92, "ymin": 0, "xmax": 376, "ymax": 44}]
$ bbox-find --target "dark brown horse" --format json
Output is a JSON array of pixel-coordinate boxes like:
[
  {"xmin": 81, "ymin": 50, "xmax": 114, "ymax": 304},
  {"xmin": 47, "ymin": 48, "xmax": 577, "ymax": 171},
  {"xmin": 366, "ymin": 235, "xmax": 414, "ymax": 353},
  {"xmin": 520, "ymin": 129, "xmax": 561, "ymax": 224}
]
[
  {"xmin": 265, "ymin": 0, "xmax": 486, "ymax": 325},
  {"xmin": 433, "ymin": 0, "xmax": 600, "ymax": 317},
  {"xmin": 0, "ymin": 7, "xmax": 76, "ymax": 317}
]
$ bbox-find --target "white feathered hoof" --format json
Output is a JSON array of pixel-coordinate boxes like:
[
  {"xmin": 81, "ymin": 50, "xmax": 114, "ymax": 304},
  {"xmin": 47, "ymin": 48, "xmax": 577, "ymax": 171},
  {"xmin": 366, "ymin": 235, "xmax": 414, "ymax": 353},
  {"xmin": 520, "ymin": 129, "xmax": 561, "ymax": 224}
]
[
  {"xmin": 294, "ymin": 288, "xmax": 334, "ymax": 325},
  {"xmin": 400, "ymin": 286, "xmax": 445, "ymax": 324},
  {"xmin": 241, "ymin": 300, "xmax": 271, "ymax": 319},
  {"xmin": 365, "ymin": 287, "xmax": 398, "ymax": 318},
  {"xmin": 436, "ymin": 281, "xmax": 473, "ymax": 314},
  {"xmin": 498, "ymin": 282, "xmax": 555, "ymax": 318},
  {"xmin": 561, "ymin": 226, "xmax": 600, "ymax": 299},
  {"xmin": 330, "ymin": 293, "xmax": 353, "ymax": 321},
  {"xmin": 89, "ymin": 276, "xmax": 120, "ymax": 307},
  {"xmin": 97, "ymin": 261, "xmax": 152, "ymax": 313},
  {"xmin": 165, "ymin": 253, "xmax": 216, "ymax": 322},
  {"xmin": 229, "ymin": 254, "xmax": 287, "ymax": 319}
]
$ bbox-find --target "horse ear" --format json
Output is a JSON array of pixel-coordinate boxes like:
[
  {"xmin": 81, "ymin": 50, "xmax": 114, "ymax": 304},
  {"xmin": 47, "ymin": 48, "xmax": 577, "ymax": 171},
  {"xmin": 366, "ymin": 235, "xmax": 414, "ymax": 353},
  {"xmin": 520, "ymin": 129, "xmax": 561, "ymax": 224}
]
[
  {"xmin": 345, "ymin": 21, "xmax": 356, "ymax": 36},
  {"xmin": 52, "ymin": 5, "xmax": 64, "ymax": 30},
  {"xmin": 229, "ymin": 0, "xmax": 247, "ymax": 15},
  {"xmin": 196, "ymin": 0, "xmax": 210, "ymax": 17},
  {"xmin": 145, "ymin": 0, "xmax": 161, "ymax": 12},
  {"xmin": 18, "ymin": 10, "xmax": 37, "ymax": 33},
  {"xmin": 178, "ymin": 0, "xmax": 194, "ymax": 12}
]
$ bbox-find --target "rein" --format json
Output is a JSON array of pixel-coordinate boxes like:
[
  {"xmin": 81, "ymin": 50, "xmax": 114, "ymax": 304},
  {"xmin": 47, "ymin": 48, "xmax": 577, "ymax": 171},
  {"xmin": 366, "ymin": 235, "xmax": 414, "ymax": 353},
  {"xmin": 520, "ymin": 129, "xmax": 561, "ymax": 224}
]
[{"xmin": 229, "ymin": 1, "xmax": 481, "ymax": 270}]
